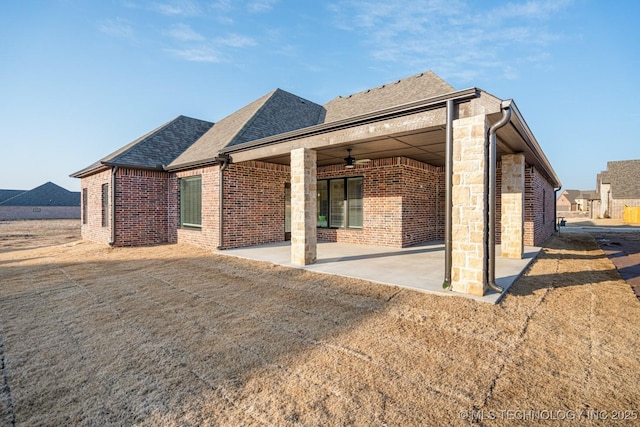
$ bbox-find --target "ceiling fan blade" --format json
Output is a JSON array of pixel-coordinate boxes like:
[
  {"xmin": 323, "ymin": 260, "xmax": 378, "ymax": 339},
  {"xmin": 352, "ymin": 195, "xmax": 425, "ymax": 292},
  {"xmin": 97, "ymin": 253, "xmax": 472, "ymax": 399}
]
[{"xmin": 355, "ymin": 158, "xmax": 371, "ymax": 163}]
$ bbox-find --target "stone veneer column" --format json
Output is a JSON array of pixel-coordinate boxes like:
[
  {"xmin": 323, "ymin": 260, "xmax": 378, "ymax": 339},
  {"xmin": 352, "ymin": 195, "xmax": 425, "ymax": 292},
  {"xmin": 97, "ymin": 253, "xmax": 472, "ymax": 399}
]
[
  {"xmin": 291, "ymin": 148, "xmax": 317, "ymax": 265},
  {"xmin": 501, "ymin": 154, "xmax": 525, "ymax": 259},
  {"xmin": 451, "ymin": 114, "xmax": 489, "ymax": 296}
]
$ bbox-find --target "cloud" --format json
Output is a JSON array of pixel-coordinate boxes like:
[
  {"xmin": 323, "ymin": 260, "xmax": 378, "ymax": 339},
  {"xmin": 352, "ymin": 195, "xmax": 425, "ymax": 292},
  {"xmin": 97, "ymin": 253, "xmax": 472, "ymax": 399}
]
[
  {"xmin": 98, "ymin": 18, "xmax": 134, "ymax": 39},
  {"xmin": 166, "ymin": 46, "xmax": 225, "ymax": 62},
  {"xmin": 329, "ymin": 0, "xmax": 572, "ymax": 83},
  {"xmin": 167, "ymin": 23, "xmax": 205, "ymax": 41},
  {"xmin": 151, "ymin": 0, "xmax": 201, "ymax": 16},
  {"xmin": 214, "ymin": 33, "xmax": 256, "ymax": 48},
  {"xmin": 248, "ymin": 0, "xmax": 278, "ymax": 13}
]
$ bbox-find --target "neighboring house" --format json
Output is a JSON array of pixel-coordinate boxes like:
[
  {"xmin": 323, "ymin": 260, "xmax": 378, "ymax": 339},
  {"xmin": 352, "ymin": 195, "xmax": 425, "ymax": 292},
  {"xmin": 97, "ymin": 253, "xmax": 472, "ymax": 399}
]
[
  {"xmin": 72, "ymin": 71, "xmax": 561, "ymax": 297},
  {"xmin": 576, "ymin": 190, "xmax": 598, "ymax": 217},
  {"xmin": 0, "ymin": 182, "xmax": 80, "ymax": 220},
  {"xmin": 556, "ymin": 189, "xmax": 580, "ymax": 212},
  {"xmin": 596, "ymin": 159, "xmax": 640, "ymax": 219}
]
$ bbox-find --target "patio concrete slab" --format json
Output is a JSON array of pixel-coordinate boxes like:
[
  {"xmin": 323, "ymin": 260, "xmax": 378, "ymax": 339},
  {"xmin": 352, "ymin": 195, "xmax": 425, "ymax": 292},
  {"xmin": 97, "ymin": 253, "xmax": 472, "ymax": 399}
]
[{"xmin": 218, "ymin": 241, "xmax": 541, "ymax": 304}]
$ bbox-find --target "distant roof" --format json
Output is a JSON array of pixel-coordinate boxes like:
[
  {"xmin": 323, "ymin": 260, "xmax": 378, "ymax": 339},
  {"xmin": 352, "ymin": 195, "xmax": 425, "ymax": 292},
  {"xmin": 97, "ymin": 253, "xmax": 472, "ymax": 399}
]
[
  {"xmin": 561, "ymin": 189, "xmax": 581, "ymax": 203},
  {"xmin": 169, "ymin": 89, "xmax": 325, "ymax": 169},
  {"xmin": 579, "ymin": 190, "xmax": 598, "ymax": 200},
  {"xmin": 0, "ymin": 189, "xmax": 26, "ymax": 203},
  {"xmin": 598, "ymin": 160, "xmax": 640, "ymax": 199},
  {"xmin": 0, "ymin": 182, "xmax": 80, "ymax": 206},
  {"xmin": 323, "ymin": 71, "xmax": 455, "ymax": 123},
  {"xmin": 72, "ymin": 115, "xmax": 214, "ymax": 177}
]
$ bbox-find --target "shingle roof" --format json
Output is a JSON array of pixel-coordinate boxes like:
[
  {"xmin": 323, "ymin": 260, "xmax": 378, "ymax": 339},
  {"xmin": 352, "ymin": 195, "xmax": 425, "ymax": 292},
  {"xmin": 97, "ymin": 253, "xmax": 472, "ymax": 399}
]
[
  {"xmin": 0, "ymin": 189, "xmax": 26, "ymax": 203},
  {"xmin": 600, "ymin": 160, "xmax": 640, "ymax": 199},
  {"xmin": 561, "ymin": 189, "xmax": 581, "ymax": 203},
  {"xmin": 579, "ymin": 190, "xmax": 598, "ymax": 200},
  {"xmin": 323, "ymin": 71, "xmax": 455, "ymax": 123},
  {"xmin": 169, "ymin": 89, "xmax": 325, "ymax": 169},
  {"xmin": 0, "ymin": 182, "xmax": 80, "ymax": 206},
  {"xmin": 103, "ymin": 115, "xmax": 214, "ymax": 169}
]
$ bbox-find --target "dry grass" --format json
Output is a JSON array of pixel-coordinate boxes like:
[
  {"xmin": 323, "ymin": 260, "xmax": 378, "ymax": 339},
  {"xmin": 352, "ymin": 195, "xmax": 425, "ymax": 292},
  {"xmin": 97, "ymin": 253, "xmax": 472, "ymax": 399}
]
[{"xmin": 1, "ymin": 220, "xmax": 639, "ymax": 426}]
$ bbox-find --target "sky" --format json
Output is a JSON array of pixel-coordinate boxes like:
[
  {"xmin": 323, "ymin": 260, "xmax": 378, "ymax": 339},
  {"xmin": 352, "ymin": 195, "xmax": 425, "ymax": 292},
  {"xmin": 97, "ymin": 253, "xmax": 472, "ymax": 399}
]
[{"xmin": 1, "ymin": 0, "xmax": 639, "ymax": 193}]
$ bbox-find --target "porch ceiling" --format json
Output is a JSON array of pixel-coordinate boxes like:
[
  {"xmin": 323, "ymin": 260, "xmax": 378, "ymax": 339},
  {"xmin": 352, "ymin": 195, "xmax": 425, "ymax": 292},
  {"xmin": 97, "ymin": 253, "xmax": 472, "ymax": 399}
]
[{"xmin": 260, "ymin": 126, "xmax": 448, "ymax": 167}]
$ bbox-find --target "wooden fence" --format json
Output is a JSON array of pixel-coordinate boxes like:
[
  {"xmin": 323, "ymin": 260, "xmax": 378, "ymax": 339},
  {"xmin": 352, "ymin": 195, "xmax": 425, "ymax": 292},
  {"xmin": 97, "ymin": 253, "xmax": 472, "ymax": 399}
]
[{"xmin": 623, "ymin": 205, "xmax": 640, "ymax": 224}]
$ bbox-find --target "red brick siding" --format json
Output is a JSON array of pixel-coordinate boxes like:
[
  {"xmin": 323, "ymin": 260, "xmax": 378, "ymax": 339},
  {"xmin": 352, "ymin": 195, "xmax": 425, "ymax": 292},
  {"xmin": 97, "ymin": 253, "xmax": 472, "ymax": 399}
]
[
  {"xmin": 114, "ymin": 168, "xmax": 169, "ymax": 246},
  {"xmin": 170, "ymin": 166, "xmax": 220, "ymax": 250},
  {"xmin": 524, "ymin": 167, "xmax": 556, "ymax": 246},
  {"xmin": 80, "ymin": 169, "xmax": 112, "ymax": 244},
  {"xmin": 222, "ymin": 161, "xmax": 290, "ymax": 249},
  {"xmin": 401, "ymin": 158, "xmax": 444, "ymax": 246},
  {"xmin": 318, "ymin": 157, "xmax": 443, "ymax": 247}
]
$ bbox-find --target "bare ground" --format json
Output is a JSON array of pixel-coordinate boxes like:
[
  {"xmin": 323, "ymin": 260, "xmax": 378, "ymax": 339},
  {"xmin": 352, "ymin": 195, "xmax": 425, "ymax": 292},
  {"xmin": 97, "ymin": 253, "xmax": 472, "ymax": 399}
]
[{"xmin": 0, "ymin": 220, "xmax": 639, "ymax": 426}]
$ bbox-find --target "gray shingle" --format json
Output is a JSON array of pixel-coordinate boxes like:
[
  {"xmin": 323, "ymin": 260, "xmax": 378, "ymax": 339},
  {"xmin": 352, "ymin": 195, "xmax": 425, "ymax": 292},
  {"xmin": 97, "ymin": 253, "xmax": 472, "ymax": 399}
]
[
  {"xmin": 601, "ymin": 160, "xmax": 640, "ymax": 199},
  {"xmin": 0, "ymin": 189, "xmax": 26, "ymax": 203},
  {"xmin": 169, "ymin": 89, "xmax": 325, "ymax": 168},
  {"xmin": 0, "ymin": 182, "xmax": 80, "ymax": 206},
  {"xmin": 103, "ymin": 115, "xmax": 214, "ymax": 168},
  {"xmin": 323, "ymin": 71, "xmax": 455, "ymax": 123}
]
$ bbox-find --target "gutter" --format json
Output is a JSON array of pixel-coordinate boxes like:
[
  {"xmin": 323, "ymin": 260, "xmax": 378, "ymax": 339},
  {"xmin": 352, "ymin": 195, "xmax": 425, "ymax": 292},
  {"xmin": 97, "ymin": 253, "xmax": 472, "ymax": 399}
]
[
  {"xmin": 216, "ymin": 155, "xmax": 231, "ymax": 250},
  {"xmin": 109, "ymin": 166, "xmax": 118, "ymax": 246},
  {"xmin": 442, "ymin": 99, "xmax": 454, "ymax": 289},
  {"xmin": 486, "ymin": 100, "xmax": 513, "ymax": 294}
]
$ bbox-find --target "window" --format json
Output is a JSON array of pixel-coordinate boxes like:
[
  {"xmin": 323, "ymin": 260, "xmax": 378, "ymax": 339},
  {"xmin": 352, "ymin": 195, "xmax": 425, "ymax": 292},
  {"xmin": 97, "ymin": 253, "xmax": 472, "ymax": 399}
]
[
  {"xmin": 101, "ymin": 184, "xmax": 109, "ymax": 227},
  {"xmin": 179, "ymin": 176, "xmax": 202, "ymax": 228},
  {"xmin": 317, "ymin": 177, "xmax": 363, "ymax": 229},
  {"xmin": 82, "ymin": 188, "xmax": 88, "ymax": 224}
]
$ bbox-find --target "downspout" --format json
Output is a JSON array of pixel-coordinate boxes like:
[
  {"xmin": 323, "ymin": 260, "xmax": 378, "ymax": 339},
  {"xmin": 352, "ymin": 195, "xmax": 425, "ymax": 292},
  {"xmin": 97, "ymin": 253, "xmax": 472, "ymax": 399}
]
[
  {"xmin": 486, "ymin": 102, "xmax": 512, "ymax": 293},
  {"xmin": 554, "ymin": 187, "xmax": 561, "ymax": 232},
  {"xmin": 442, "ymin": 99, "xmax": 454, "ymax": 289},
  {"xmin": 109, "ymin": 166, "xmax": 118, "ymax": 246},
  {"xmin": 217, "ymin": 156, "xmax": 230, "ymax": 250}
]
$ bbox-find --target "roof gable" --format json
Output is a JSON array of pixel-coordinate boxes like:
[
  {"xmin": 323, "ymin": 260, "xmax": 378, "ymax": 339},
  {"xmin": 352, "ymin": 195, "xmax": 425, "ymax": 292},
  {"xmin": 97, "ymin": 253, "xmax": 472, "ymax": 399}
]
[
  {"xmin": 103, "ymin": 115, "xmax": 214, "ymax": 169},
  {"xmin": 323, "ymin": 71, "xmax": 455, "ymax": 123},
  {"xmin": 169, "ymin": 89, "xmax": 324, "ymax": 169},
  {"xmin": 0, "ymin": 182, "xmax": 80, "ymax": 206}
]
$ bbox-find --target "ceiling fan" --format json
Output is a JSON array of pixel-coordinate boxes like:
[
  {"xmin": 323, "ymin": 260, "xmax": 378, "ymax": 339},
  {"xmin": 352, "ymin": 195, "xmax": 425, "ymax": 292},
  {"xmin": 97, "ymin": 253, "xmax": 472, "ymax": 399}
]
[{"xmin": 344, "ymin": 148, "xmax": 370, "ymax": 169}]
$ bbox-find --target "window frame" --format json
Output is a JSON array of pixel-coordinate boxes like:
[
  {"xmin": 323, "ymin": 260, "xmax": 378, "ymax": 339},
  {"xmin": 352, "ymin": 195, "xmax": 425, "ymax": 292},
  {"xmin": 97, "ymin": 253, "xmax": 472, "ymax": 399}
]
[
  {"xmin": 179, "ymin": 175, "xmax": 203, "ymax": 229},
  {"xmin": 82, "ymin": 188, "xmax": 88, "ymax": 225},
  {"xmin": 317, "ymin": 176, "xmax": 363, "ymax": 230},
  {"xmin": 101, "ymin": 183, "xmax": 108, "ymax": 227}
]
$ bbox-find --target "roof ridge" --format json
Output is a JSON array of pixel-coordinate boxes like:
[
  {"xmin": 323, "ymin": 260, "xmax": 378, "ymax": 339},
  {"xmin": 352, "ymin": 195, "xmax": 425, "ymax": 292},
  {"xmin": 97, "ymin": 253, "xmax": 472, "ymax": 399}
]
[
  {"xmin": 229, "ymin": 89, "xmax": 279, "ymax": 146},
  {"xmin": 328, "ymin": 70, "xmax": 440, "ymax": 102}
]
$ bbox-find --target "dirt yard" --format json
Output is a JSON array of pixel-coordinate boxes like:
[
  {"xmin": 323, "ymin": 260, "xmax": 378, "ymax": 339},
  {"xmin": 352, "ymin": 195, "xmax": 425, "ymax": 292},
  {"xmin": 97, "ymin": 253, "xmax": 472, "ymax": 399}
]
[{"xmin": 1, "ymin": 220, "xmax": 639, "ymax": 426}]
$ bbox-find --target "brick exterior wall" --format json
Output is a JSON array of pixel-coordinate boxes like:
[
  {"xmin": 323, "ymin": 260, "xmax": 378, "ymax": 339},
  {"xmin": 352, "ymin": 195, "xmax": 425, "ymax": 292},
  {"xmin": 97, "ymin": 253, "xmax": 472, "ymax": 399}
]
[
  {"xmin": 169, "ymin": 166, "xmax": 220, "ymax": 250},
  {"xmin": 221, "ymin": 161, "xmax": 290, "ymax": 249},
  {"xmin": 80, "ymin": 169, "xmax": 112, "ymax": 244},
  {"xmin": 317, "ymin": 157, "xmax": 443, "ymax": 248},
  {"xmin": 524, "ymin": 166, "xmax": 556, "ymax": 246},
  {"xmin": 114, "ymin": 168, "xmax": 169, "ymax": 247},
  {"xmin": 0, "ymin": 206, "xmax": 80, "ymax": 221}
]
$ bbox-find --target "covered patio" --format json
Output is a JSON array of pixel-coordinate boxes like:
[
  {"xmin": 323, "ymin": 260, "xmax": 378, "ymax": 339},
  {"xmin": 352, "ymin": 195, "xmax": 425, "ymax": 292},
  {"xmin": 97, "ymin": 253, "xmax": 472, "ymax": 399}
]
[{"xmin": 220, "ymin": 241, "xmax": 541, "ymax": 304}]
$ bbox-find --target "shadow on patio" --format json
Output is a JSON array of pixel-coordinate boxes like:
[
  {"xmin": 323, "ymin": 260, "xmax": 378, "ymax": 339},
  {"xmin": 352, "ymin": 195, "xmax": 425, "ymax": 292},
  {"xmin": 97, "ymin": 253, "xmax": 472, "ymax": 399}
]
[{"xmin": 220, "ymin": 241, "xmax": 541, "ymax": 304}]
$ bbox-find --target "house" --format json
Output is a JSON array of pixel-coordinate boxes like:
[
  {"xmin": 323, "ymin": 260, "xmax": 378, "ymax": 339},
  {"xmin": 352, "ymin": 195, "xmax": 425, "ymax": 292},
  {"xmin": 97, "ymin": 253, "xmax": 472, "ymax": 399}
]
[
  {"xmin": 556, "ymin": 189, "xmax": 580, "ymax": 212},
  {"xmin": 575, "ymin": 190, "xmax": 598, "ymax": 217},
  {"xmin": 71, "ymin": 71, "xmax": 561, "ymax": 297},
  {"xmin": 0, "ymin": 182, "xmax": 80, "ymax": 220},
  {"xmin": 595, "ymin": 159, "xmax": 640, "ymax": 219}
]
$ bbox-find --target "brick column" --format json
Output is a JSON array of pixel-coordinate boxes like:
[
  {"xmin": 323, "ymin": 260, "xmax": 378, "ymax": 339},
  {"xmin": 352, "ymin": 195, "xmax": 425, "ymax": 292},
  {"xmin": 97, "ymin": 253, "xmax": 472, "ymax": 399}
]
[
  {"xmin": 291, "ymin": 148, "xmax": 317, "ymax": 265},
  {"xmin": 451, "ymin": 115, "xmax": 489, "ymax": 296},
  {"xmin": 501, "ymin": 154, "xmax": 525, "ymax": 259}
]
